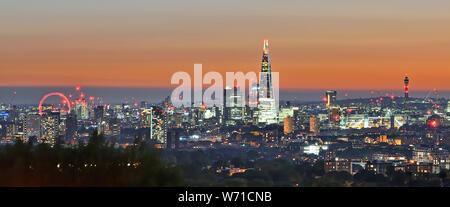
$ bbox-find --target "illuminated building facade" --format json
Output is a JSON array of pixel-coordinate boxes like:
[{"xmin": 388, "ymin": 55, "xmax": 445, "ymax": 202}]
[
  {"xmin": 309, "ymin": 115, "xmax": 319, "ymax": 134},
  {"xmin": 325, "ymin": 90, "xmax": 337, "ymax": 107},
  {"xmin": 283, "ymin": 116, "xmax": 293, "ymax": 135},
  {"xmin": 258, "ymin": 39, "xmax": 278, "ymax": 125},
  {"xmin": 328, "ymin": 107, "xmax": 340, "ymax": 128},
  {"xmin": 447, "ymin": 101, "xmax": 450, "ymax": 113},
  {"xmin": 259, "ymin": 39, "xmax": 273, "ymax": 100},
  {"xmin": 149, "ymin": 106, "xmax": 167, "ymax": 144},
  {"xmin": 74, "ymin": 99, "xmax": 89, "ymax": 120},
  {"xmin": 40, "ymin": 112, "xmax": 60, "ymax": 145},
  {"xmin": 413, "ymin": 148, "xmax": 432, "ymax": 164},
  {"xmin": 378, "ymin": 135, "xmax": 388, "ymax": 143},
  {"xmin": 24, "ymin": 113, "xmax": 41, "ymax": 140},
  {"xmin": 325, "ymin": 90, "xmax": 340, "ymax": 128},
  {"xmin": 324, "ymin": 160, "xmax": 352, "ymax": 174},
  {"xmin": 344, "ymin": 114, "xmax": 405, "ymax": 129},
  {"xmin": 106, "ymin": 118, "xmax": 121, "ymax": 138},
  {"xmin": 225, "ymin": 86, "xmax": 244, "ymax": 122}
]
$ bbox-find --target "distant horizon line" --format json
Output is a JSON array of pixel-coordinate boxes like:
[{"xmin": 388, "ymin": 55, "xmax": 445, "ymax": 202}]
[{"xmin": 0, "ymin": 85, "xmax": 448, "ymax": 92}]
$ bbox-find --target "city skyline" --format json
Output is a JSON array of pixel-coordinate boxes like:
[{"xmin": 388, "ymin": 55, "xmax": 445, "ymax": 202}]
[
  {"xmin": 1, "ymin": 0, "xmax": 450, "ymax": 90},
  {"xmin": 1, "ymin": 0, "xmax": 450, "ymax": 190}
]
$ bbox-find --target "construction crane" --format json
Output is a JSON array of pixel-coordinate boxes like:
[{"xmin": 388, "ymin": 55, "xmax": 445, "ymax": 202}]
[{"xmin": 423, "ymin": 90, "xmax": 434, "ymax": 103}]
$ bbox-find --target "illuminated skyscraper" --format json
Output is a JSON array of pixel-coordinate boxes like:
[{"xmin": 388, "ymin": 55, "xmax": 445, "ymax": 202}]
[
  {"xmin": 107, "ymin": 118, "xmax": 121, "ymax": 138},
  {"xmin": 149, "ymin": 106, "xmax": 167, "ymax": 144},
  {"xmin": 227, "ymin": 86, "xmax": 244, "ymax": 121},
  {"xmin": 94, "ymin": 105, "xmax": 105, "ymax": 125},
  {"xmin": 309, "ymin": 115, "xmax": 319, "ymax": 134},
  {"xmin": 74, "ymin": 99, "xmax": 89, "ymax": 120},
  {"xmin": 40, "ymin": 112, "xmax": 60, "ymax": 145},
  {"xmin": 258, "ymin": 39, "xmax": 278, "ymax": 124},
  {"xmin": 284, "ymin": 116, "xmax": 293, "ymax": 135},
  {"xmin": 447, "ymin": 101, "xmax": 450, "ymax": 113},
  {"xmin": 325, "ymin": 90, "xmax": 337, "ymax": 108},
  {"xmin": 325, "ymin": 90, "xmax": 339, "ymax": 128},
  {"xmin": 328, "ymin": 107, "xmax": 340, "ymax": 128},
  {"xmin": 259, "ymin": 39, "xmax": 273, "ymax": 99},
  {"xmin": 24, "ymin": 113, "xmax": 41, "ymax": 140}
]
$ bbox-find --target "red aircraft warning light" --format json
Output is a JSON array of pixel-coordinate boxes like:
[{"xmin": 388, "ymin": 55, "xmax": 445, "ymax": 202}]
[
  {"xmin": 430, "ymin": 120, "xmax": 438, "ymax": 128},
  {"xmin": 334, "ymin": 115, "xmax": 340, "ymax": 121}
]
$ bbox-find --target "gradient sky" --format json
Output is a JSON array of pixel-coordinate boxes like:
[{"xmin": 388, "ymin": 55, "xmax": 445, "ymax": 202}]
[{"xmin": 1, "ymin": 0, "xmax": 450, "ymax": 90}]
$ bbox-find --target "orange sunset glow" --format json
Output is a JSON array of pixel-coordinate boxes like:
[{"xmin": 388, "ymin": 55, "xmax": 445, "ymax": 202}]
[{"xmin": 1, "ymin": 1, "xmax": 450, "ymax": 90}]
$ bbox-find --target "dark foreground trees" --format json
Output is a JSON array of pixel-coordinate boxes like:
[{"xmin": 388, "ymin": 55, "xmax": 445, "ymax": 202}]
[{"xmin": 0, "ymin": 132, "xmax": 183, "ymax": 186}]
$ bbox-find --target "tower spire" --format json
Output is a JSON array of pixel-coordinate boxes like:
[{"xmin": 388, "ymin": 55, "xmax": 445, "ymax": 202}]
[
  {"xmin": 260, "ymin": 39, "xmax": 272, "ymax": 98},
  {"xmin": 263, "ymin": 39, "xmax": 269, "ymax": 54}
]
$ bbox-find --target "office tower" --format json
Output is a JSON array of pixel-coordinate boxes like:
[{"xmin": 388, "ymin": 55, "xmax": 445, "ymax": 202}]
[
  {"xmin": 40, "ymin": 112, "xmax": 60, "ymax": 145},
  {"xmin": 24, "ymin": 113, "xmax": 41, "ymax": 140},
  {"xmin": 167, "ymin": 128, "xmax": 182, "ymax": 149},
  {"xmin": 259, "ymin": 39, "xmax": 273, "ymax": 99},
  {"xmin": 150, "ymin": 107, "xmax": 167, "ymax": 144},
  {"xmin": 292, "ymin": 107, "xmax": 300, "ymax": 130},
  {"xmin": 94, "ymin": 106, "xmax": 104, "ymax": 123},
  {"xmin": 447, "ymin": 101, "xmax": 450, "ymax": 113},
  {"xmin": 404, "ymin": 76, "xmax": 409, "ymax": 104},
  {"xmin": 284, "ymin": 116, "xmax": 293, "ymax": 135},
  {"xmin": 74, "ymin": 99, "xmax": 89, "ymax": 120},
  {"xmin": 228, "ymin": 86, "xmax": 244, "ymax": 121},
  {"xmin": 325, "ymin": 90, "xmax": 339, "ymax": 128},
  {"xmin": 5, "ymin": 123, "xmax": 17, "ymax": 138},
  {"xmin": 325, "ymin": 90, "xmax": 337, "ymax": 107},
  {"xmin": 65, "ymin": 113, "xmax": 77, "ymax": 143},
  {"xmin": 328, "ymin": 107, "xmax": 340, "ymax": 128},
  {"xmin": 309, "ymin": 115, "xmax": 319, "ymax": 134},
  {"xmin": 108, "ymin": 118, "xmax": 121, "ymax": 138},
  {"xmin": 8, "ymin": 105, "xmax": 18, "ymax": 123},
  {"xmin": 140, "ymin": 109, "xmax": 152, "ymax": 129},
  {"xmin": 223, "ymin": 86, "xmax": 244, "ymax": 125},
  {"xmin": 250, "ymin": 82, "xmax": 259, "ymax": 105},
  {"xmin": 258, "ymin": 39, "xmax": 278, "ymax": 125}
]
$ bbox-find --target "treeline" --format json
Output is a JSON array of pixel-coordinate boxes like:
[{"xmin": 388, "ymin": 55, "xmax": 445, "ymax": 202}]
[{"xmin": 0, "ymin": 131, "xmax": 183, "ymax": 186}]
